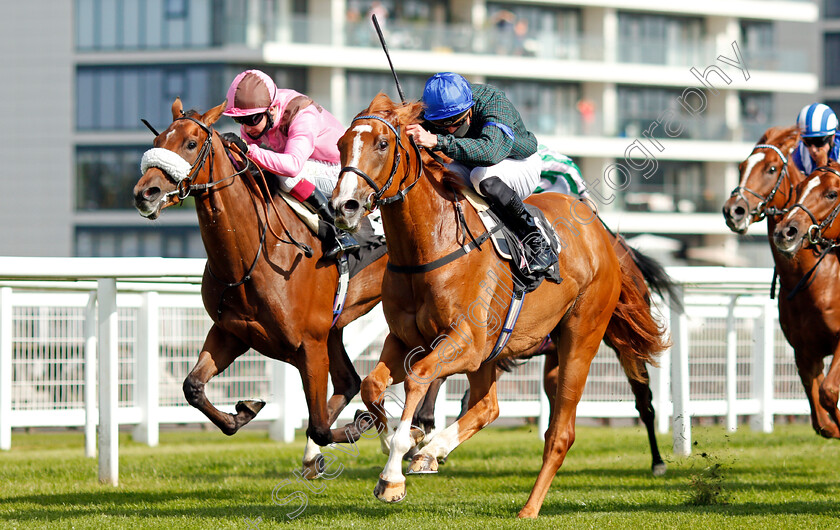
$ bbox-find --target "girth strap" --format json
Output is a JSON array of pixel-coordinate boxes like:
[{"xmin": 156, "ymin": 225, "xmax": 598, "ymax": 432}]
[
  {"xmin": 386, "ymin": 224, "xmax": 503, "ymax": 274},
  {"xmin": 483, "ymin": 289, "xmax": 526, "ymax": 365}
]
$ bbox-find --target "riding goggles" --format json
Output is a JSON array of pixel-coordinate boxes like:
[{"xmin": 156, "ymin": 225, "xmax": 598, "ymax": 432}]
[
  {"xmin": 232, "ymin": 112, "xmax": 266, "ymax": 127},
  {"xmin": 428, "ymin": 110, "xmax": 471, "ymax": 137},
  {"xmin": 803, "ymin": 135, "xmax": 833, "ymax": 148}
]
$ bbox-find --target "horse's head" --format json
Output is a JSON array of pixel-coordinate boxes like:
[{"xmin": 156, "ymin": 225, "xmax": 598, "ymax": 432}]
[
  {"xmin": 332, "ymin": 93, "xmax": 424, "ymax": 232},
  {"xmin": 773, "ymin": 163, "xmax": 840, "ymax": 257},
  {"xmin": 723, "ymin": 126, "xmax": 800, "ymax": 233},
  {"xmin": 133, "ymin": 98, "xmax": 226, "ymax": 219}
]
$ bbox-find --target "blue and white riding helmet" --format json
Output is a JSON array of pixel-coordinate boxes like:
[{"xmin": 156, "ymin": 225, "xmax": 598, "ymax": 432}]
[{"xmin": 796, "ymin": 103, "xmax": 838, "ymax": 138}]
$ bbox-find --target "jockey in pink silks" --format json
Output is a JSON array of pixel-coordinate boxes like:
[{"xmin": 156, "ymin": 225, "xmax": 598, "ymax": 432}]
[{"xmin": 221, "ymin": 69, "xmax": 358, "ymax": 258}]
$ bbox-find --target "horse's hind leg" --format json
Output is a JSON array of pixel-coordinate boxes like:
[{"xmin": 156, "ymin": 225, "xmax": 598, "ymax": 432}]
[
  {"xmin": 183, "ymin": 324, "xmax": 261, "ymax": 435},
  {"xmin": 624, "ymin": 359, "xmax": 666, "ymax": 475}
]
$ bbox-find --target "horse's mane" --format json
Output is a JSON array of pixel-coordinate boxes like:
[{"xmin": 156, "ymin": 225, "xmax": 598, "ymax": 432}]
[
  {"xmin": 757, "ymin": 125, "xmax": 799, "ymax": 148},
  {"xmin": 363, "ymin": 93, "xmax": 424, "ymax": 126}
]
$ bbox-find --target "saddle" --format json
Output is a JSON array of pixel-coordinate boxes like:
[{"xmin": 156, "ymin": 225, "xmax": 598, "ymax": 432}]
[{"xmin": 460, "ymin": 187, "xmax": 563, "ymax": 294}]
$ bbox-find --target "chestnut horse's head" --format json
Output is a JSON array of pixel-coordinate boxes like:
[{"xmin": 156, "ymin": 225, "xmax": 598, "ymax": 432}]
[
  {"xmin": 332, "ymin": 93, "xmax": 424, "ymax": 231},
  {"xmin": 133, "ymin": 98, "xmax": 226, "ymax": 219},
  {"xmin": 773, "ymin": 163, "xmax": 840, "ymax": 257},
  {"xmin": 723, "ymin": 126, "xmax": 800, "ymax": 234}
]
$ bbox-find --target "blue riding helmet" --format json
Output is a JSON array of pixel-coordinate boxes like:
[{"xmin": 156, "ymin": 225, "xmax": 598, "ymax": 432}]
[
  {"xmin": 796, "ymin": 103, "xmax": 838, "ymax": 138},
  {"xmin": 422, "ymin": 72, "xmax": 474, "ymax": 121}
]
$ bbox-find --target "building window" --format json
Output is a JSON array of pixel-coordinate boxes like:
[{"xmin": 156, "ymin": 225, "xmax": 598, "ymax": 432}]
[
  {"xmin": 76, "ymin": 226, "xmax": 203, "ymax": 258},
  {"xmin": 487, "ymin": 3, "xmax": 581, "ymax": 59},
  {"xmin": 345, "ymin": 71, "xmax": 427, "ymax": 122},
  {"xmin": 826, "ymin": 34, "xmax": 840, "ymax": 87},
  {"xmin": 618, "ymin": 12, "xmax": 704, "ymax": 66},
  {"xmin": 623, "ymin": 161, "xmax": 709, "ymax": 213},
  {"xmin": 741, "ymin": 93, "xmax": 773, "ymax": 142},
  {"xmin": 827, "ymin": 0, "xmax": 840, "ymax": 19},
  {"xmin": 617, "ymin": 86, "xmax": 721, "ymax": 140},
  {"xmin": 486, "ymin": 78, "xmax": 582, "ymax": 136},
  {"xmin": 165, "ymin": 0, "xmax": 188, "ymax": 18},
  {"xmin": 76, "ymin": 146, "xmax": 149, "ymax": 211}
]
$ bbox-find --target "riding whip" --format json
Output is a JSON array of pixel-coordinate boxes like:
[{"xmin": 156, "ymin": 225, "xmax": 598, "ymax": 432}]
[{"xmin": 372, "ymin": 14, "xmax": 406, "ymax": 103}]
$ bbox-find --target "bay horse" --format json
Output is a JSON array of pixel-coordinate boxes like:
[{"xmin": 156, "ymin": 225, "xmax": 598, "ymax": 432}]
[
  {"xmin": 722, "ymin": 126, "xmax": 840, "ymax": 438},
  {"xmin": 330, "ymin": 94, "xmax": 668, "ymax": 518},
  {"xmin": 771, "ymin": 162, "xmax": 840, "ymax": 437},
  {"xmin": 132, "ymin": 98, "xmax": 387, "ymax": 474}
]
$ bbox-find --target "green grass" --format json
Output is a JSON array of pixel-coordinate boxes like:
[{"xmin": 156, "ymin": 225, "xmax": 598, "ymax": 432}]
[{"xmin": 1, "ymin": 422, "xmax": 839, "ymax": 529}]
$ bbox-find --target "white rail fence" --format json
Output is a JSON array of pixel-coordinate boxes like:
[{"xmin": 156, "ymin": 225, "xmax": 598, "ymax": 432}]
[{"xmin": 0, "ymin": 258, "xmax": 807, "ymax": 485}]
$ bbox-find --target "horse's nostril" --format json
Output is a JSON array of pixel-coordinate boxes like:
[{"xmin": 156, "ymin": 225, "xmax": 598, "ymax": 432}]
[
  {"xmin": 143, "ymin": 187, "xmax": 160, "ymax": 200},
  {"xmin": 785, "ymin": 225, "xmax": 798, "ymax": 239},
  {"xmin": 343, "ymin": 199, "xmax": 360, "ymax": 214},
  {"xmin": 733, "ymin": 206, "xmax": 746, "ymax": 217}
]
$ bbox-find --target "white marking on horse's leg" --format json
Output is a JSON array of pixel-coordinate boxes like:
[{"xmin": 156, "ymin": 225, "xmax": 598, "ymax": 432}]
[
  {"xmin": 379, "ymin": 421, "xmax": 394, "ymax": 455},
  {"xmin": 740, "ymin": 153, "xmax": 765, "ymax": 188},
  {"xmin": 302, "ymin": 437, "xmax": 322, "ymax": 464},
  {"xmin": 334, "ymin": 125, "xmax": 370, "ymax": 204},
  {"xmin": 380, "ymin": 419, "xmax": 413, "ymax": 484},
  {"xmin": 417, "ymin": 421, "xmax": 460, "ymax": 461}
]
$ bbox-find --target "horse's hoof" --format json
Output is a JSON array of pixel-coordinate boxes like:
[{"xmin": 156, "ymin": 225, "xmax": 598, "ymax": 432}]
[
  {"xmin": 235, "ymin": 400, "xmax": 266, "ymax": 419},
  {"xmin": 407, "ymin": 453, "xmax": 438, "ymax": 474},
  {"xmin": 651, "ymin": 462, "xmax": 667, "ymax": 477},
  {"xmin": 404, "ymin": 445, "xmax": 419, "ymax": 462},
  {"xmin": 517, "ymin": 506, "xmax": 539, "ymax": 519},
  {"xmin": 301, "ymin": 454, "xmax": 325, "ymax": 479},
  {"xmin": 410, "ymin": 427, "xmax": 425, "ymax": 447},
  {"xmin": 374, "ymin": 476, "xmax": 406, "ymax": 503}
]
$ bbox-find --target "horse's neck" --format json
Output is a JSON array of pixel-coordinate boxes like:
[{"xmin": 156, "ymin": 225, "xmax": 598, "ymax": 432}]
[
  {"xmin": 194, "ymin": 154, "xmax": 271, "ymax": 277},
  {"xmin": 379, "ymin": 171, "xmax": 462, "ymax": 266}
]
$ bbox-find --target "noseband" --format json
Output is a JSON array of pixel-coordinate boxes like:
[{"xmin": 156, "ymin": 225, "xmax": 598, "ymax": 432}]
[
  {"xmin": 729, "ymin": 143, "xmax": 792, "ymax": 221},
  {"xmin": 339, "ymin": 114, "xmax": 423, "ymax": 209}
]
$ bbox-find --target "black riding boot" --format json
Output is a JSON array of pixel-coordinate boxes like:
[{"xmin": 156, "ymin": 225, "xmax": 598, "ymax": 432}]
[
  {"xmin": 304, "ymin": 188, "xmax": 360, "ymax": 259},
  {"xmin": 478, "ymin": 176, "xmax": 556, "ymax": 274}
]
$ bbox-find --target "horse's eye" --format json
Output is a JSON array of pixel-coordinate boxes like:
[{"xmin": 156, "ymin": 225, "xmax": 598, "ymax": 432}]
[
  {"xmin": 827, "ymin": 190, "xmax": 838, "ymax": 200},
  {"xmin": 768, "ymin": 166, "xmax": 777, "ymax": 174},
  {"xmin": 187, "ymin": 140, "xmax": 198, "ymax": 150},
  {"xmin": 377, "ymin": 140, "xmax": 388, "ymax": 151}
]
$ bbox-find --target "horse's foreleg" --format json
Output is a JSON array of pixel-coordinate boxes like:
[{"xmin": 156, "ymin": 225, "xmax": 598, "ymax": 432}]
[
  {"xmin": 183, "ymin": 324, "xmax": 257, "ymax": 435},
  {"xmin": 818, "ymin": 349, "xmax": 840, "ymax": 438},
  {"xmin": 358, "ymin": 333, "xmax": 409, "ymax": 452},
  {"xmin": 624, "ymin": 359, "xmax": 666, "ymax": 475},
  {"xmin": 409, "ymin": 360, "xmax": 499, "ymax": 474},
  {"xmin": 326, "ymin": 328, "xmax": 362, "ymax": 422},
  {"xmin": 519, "ymin": 307, "xmax": 610, "ymax": 519},
  {"xmin": 795, "ymin": 353, "xmax": 838, "ymax": 438},
  {"xmin": 404, "ymin": 377, "xmax": 446, "ymax": 461}
]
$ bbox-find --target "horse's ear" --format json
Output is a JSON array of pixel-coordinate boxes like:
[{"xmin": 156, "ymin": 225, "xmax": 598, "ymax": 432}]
[
  {"xmin": 171, "ymin": 97, "xmax": 183, "ymax": 120},
  {"xmin": 201, "ymin": 100, "xmax": 227, "ymax": 127}
]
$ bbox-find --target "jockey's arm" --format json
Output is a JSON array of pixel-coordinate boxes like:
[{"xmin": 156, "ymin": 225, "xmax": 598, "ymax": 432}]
[{"xmin": 245, "ymin": 110, "xmax": 319, "ymax": 177}]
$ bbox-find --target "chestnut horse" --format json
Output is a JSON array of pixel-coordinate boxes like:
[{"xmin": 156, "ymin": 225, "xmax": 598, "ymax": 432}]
[
  {"xmin": 771, "ymin": 162, "xmax": 840, "ymax": 437},
  {"xmin": 331, "ymin": 94, "xmax": 668, "ymax": 518},
  {"xmin": 722, "ymin": 126, "xmax": 840, "ymax": 438},
  {"xmin": 132, "ymin": 98, "xmax": 387, "ymax": 473},
  {"xmin": 412, "ymin": 234, "xmax": 677, "ymax": 477}
]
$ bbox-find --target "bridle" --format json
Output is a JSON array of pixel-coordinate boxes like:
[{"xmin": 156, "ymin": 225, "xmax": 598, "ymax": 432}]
[
  {"xmin": 728, "ymin": 143, "xmax": 793, "ymax": 221},
  {"xmin": 163, "ymin": 115, "xmax": 247, "ymax": 200},
  {"xmin": 338, "ymin": 114, "xmax": 423, "ymax": 209},
  {"xmin": 788, "ymin": 165, "xmax": 840, "ymax": 246}
]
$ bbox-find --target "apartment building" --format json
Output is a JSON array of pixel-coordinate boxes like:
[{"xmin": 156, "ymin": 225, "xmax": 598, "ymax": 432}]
[{"xmin": 0, "ymin": 0, "xmax": 820, "ymax": 266}]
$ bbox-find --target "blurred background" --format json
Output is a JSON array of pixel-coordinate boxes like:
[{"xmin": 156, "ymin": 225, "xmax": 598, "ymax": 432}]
[{"xmin": 0, "ymin": 0, "xmax": 830, "ymax": 267}]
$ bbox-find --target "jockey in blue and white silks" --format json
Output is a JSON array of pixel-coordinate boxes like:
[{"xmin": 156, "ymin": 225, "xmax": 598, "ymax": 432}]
[{"xmin": 792, "ymin": 103, "xmax": 840, "ymax": 175}]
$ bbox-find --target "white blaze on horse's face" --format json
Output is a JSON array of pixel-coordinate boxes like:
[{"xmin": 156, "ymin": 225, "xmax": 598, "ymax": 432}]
[
  {"xmin": 335, "ymin": 124, "xmax": 372, "ymax": 204},
  {"xmin": 741, "ymin": 152, "xmax": 765, "ymax": 188},
  {"xmin": 796, "ymin": 174, "xmax": 824, "ymax": 209}
]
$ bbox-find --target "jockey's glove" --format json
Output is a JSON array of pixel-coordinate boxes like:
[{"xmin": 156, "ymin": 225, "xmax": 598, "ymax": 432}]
[{"xmin": 221, "ymin": 132, "xmax": 249, "ymax": 155}]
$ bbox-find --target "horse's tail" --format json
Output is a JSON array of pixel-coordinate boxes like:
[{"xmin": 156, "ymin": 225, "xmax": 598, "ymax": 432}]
[
  {"xmin": 626, "ymin": 243, "xmax": 684, "ymax": 314},
  {"xmin": 603, "ymin": 260, "xmax": 671, "ymax": 383}
]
